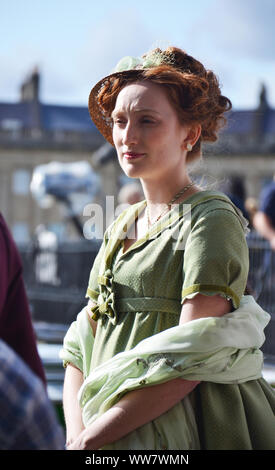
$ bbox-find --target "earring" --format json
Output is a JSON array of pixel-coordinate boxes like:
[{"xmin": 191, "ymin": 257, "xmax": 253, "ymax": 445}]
[{"xmin": 187, "ymin": 143, "xmax": 192, "ymax": 151}]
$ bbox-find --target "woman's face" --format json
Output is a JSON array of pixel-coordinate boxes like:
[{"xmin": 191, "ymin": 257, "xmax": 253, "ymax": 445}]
[{"xmin": 112, "ymin": 81, "xmax": 191, "ymax": 182}]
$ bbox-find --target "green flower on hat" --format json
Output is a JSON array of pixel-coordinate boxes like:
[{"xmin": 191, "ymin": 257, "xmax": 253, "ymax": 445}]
[
  {"xmin": 113, "ymin": 56, "xmax": 142, "ymax": 73},
  {"xmin": 113, "ymin": 50, "xmax": 175, "ymax": 74}
]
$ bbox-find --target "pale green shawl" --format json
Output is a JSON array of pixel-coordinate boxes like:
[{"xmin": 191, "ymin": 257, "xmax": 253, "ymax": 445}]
[{"xmin": 60, "ymin": 295, "xmax": 270, "ymax": 449}]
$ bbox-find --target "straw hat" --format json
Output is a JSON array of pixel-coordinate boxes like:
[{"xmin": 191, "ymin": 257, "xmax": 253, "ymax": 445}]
[
  {"xmin": 88, "ymin": 51, "xmax": 179, "ymax": 146},
  {"xmin": 88, "ymin": 70, "xmax": 143, "ymax": 146}
]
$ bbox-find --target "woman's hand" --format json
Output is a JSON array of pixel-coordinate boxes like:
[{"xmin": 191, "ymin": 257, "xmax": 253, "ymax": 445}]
[{"xmin": 66, "ymin": 429, "xmax": 96, "ymax": 450}]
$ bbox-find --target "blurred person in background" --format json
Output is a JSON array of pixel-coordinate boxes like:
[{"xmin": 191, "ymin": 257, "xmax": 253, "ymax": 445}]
[
  {"xmin": 0, "ymin": 213, "xmax": 46, "ymax": 383},
  {"xmin": 244, "ymin": 197, "xmax": 259, "ymax": 230},
  {"xmin": 0, "ymin": 338, "xmax": 64, "ymax": 450},
  {"xmin": 60, "ymin": 46, "xmax": 275, "ymax": 450},
  {"xmin": 219, "ymin": 175, "xmax": 250, "ymax": 221},
  {"xmin": 253, "ymin": 174, "xmax": 275, "ymax": 250}
]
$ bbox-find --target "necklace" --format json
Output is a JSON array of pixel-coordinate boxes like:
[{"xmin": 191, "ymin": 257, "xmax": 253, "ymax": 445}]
[{"xmin": 146, "ymin": 181, "xmax": 195, "ymax": 228}]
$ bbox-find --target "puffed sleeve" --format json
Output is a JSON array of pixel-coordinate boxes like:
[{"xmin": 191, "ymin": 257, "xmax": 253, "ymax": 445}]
[
  {"xmin": 181, "ymin": 208, "xmax": 249, "ymax": 309},
  {"xmin": 60, "ymin": 307, "xmax": 94, "ymax": 377}
]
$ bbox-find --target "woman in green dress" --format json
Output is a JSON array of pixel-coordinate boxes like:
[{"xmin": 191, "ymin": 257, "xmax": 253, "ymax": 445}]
[{"xmin": 60, "ymin": 46, "xmax": 275, "ymax": 450}]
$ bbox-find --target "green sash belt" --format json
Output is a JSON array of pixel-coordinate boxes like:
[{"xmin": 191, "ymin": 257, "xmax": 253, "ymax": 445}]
[{"xmin": 116, "ymin": 297, "xmax": 180, "ymax": 314}]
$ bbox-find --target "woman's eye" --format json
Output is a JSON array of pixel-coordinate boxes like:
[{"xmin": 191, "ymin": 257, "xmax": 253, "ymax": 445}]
[
  {"xmin": 114, "ymin": 119, "xmax": 126, "ymax": 125},
  {"xmin": 141, "ymin": 117, "xmax": 155, "ymax": 124}
]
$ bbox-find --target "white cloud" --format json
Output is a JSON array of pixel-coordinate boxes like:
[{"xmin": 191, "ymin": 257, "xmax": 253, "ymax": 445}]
[
  {"xmin": 1, "ymin": 0, "xmax": 274, "ymax": 108},
  {"xmin": 177, "ymin": 0, "xmax": 275, "ymax": 109},
  {"xmin": 41, "ymin": 7, "xmax": 157, "ymax": 105},
  {"xmin": 80, "ymin": 7, "xmax": 156, "ymax": 84},
  {"xmin": 188, "ymin": 0, "xmax": 275, "ymax": 62}
]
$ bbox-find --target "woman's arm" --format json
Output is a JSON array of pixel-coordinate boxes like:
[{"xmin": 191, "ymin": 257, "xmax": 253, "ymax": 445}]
[
  {"xmin": 68, "ymin": 293, "xmax": 230, "ymax": 450},
  {"xmin": 63, "ymin": 364, "xmax": 85, "ymax": 446},
  {"xmin": 67, "ymin": 377, "xmax": 199, "ymax": 450},
  {"xmin": 63, "ymin": 299, "xmax": 97, "ymax": 446},
  {"xmin": 180, "ymin": 292, "xmax": 232, "ymax": 323}
]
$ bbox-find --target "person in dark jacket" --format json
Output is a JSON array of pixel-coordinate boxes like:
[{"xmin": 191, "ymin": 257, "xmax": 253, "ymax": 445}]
[{"xmin": 0, "ymin": 213, "xmax": 46, "ymax": 383}]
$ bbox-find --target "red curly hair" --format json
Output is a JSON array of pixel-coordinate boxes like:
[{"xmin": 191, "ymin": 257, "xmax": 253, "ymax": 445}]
[{"xmin": 96, "ymin": 47, "xmax": 232, "ymax": 162}]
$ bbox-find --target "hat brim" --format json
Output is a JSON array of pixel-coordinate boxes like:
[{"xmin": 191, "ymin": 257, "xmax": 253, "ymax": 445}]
[{"xmin": 88, "ymin": 69, "xmax": 144, "ymax": 146}]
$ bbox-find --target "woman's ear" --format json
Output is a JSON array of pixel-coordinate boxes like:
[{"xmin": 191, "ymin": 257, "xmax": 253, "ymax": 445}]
[{"xmin": 182, "ymin": 124, "xmax": 201, "ymax": 150}]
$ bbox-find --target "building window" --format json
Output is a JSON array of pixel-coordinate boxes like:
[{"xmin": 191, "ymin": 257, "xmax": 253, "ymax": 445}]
[
  {"xmin": 1, "ymin": 119, "xmax": 22, "ymax": 132},
  {"xmin": 12, "ymin": 169, "xmax": 31, "ymax": 195}
]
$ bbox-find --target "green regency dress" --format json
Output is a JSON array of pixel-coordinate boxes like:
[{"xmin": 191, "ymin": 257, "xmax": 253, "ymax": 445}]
[{"xmin": 60, "ymin": 190, "xmax": 275, "ymax": 450}]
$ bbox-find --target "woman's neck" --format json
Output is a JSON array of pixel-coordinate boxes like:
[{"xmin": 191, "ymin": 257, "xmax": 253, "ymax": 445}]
[{"xmin": 140, "ymin": 175, "xmax": 197, "ymax": 222}]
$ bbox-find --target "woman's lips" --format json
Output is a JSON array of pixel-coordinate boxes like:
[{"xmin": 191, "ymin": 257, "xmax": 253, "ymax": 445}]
[{"xmin": 123, "ymin": 152, "xmax": 145, "ymax": 160}]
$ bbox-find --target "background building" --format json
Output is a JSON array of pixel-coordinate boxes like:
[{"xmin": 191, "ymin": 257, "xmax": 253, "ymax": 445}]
[
  {"xmin": 0, "ymin": 68, "xmax": 120, "ymax": 243},
  {"xmin": 0, "ymin": 69, "xmax": 275, "ymax": 245}
]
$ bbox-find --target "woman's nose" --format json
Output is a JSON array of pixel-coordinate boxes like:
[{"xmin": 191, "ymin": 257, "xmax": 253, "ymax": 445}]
[{"xmin": 122, "ymin": 122, "xmax": 138, "ymax": 145}]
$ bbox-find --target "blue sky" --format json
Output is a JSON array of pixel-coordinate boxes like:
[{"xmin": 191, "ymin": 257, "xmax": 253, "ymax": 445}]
[{"xmin": 1, "ymin": 0, "xmax": 275, "ymax": 110}]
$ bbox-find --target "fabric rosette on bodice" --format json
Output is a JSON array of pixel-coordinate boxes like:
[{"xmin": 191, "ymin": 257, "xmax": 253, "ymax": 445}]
[{"xmin": 90, "ymin": 269, "xmax": 117, "ymax": 325}]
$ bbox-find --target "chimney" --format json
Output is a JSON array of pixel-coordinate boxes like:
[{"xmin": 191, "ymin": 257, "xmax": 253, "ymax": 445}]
[
  {"xmin": 253, "ymin": 83, "xmax": 270, "ymax": 141},
  {"xmin": 20, "ymin": 67, "xmax": 40, "ymax": 103},
  {"xmin": 258, "ymin": 83, "xmax": 269, "ymax": 112},
  {"xmin": 20, "ymin": 67, "xmax": 41, "ymax": 130}
]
